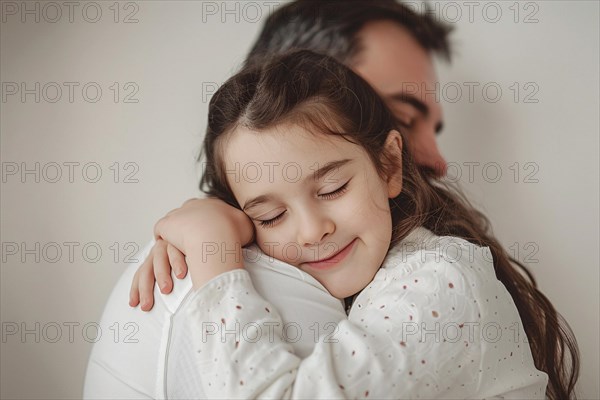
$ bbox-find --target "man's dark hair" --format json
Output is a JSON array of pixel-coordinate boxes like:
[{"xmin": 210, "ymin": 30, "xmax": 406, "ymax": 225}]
[{"xmin": 245, "ymin": 0, "xmax": 454, "ymax": 68}]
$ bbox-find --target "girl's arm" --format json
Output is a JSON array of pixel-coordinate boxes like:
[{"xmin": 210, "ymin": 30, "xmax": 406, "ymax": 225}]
[
  {"xmin": 128, "ymin": 197, "xmax": 249, "ymax": 311},
  {"xmin": 151, "ymin": 197, "xmax": 254, "ymax": 289},
  {"xmin": 185, "ymin": 257, "xmax": 487, "ymax": 399}
]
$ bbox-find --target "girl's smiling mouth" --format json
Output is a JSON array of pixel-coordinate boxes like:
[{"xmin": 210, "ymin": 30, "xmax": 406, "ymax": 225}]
[{"xmin": 304, "ymin": 238, "xmax": 358, "ymax": 270}]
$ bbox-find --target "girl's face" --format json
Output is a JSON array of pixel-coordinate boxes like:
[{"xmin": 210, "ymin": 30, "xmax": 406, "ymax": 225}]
[{"xmin": 223, "ymin": 123, "xmax": 403, "ymax": 299}]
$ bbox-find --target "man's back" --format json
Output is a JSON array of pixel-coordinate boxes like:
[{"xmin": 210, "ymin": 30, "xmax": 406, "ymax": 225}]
[{"xmin": 83, "ymin": 241, "xmax": 347, "ymax": 399}]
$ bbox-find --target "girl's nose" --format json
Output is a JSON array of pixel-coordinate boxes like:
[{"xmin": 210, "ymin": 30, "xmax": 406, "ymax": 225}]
[{"xmin": 296, "ymin": 210, "xmax": 335, "ymax": 247}]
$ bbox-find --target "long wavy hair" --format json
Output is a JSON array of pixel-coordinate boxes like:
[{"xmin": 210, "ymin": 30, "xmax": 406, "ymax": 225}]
[{"xmin": 197, "ymin": 50, "xmax": 580, "ymax": 399}]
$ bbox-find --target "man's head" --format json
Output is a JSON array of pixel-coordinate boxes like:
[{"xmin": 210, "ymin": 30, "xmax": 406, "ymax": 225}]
[{"xmin": 246, "ymin": 0, "xmax": 452, "ymax": 177}]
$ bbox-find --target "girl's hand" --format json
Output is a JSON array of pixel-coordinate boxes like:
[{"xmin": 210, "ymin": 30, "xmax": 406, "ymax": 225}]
[
  {"xmin": 153, "ymin": 198, "xmax": 255, "ymax": 288},
  {"xmin": 129, "ymin": 199, "xmax": 254, "ymax": 311},
  {"xmin": 128, "ymin": 238, "xmax": 188, "ymax": 311}
]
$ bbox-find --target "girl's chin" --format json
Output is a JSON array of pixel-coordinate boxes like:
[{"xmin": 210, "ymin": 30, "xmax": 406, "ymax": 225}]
[{"xmin": 326, "ymin": 286, "xmax": 363, "ymax": 300}]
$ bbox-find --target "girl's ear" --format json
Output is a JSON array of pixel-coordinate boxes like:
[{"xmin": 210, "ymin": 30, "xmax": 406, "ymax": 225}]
[{"xmin": 383, "ymin": 130, "xmax": 403, "ymax": 198}]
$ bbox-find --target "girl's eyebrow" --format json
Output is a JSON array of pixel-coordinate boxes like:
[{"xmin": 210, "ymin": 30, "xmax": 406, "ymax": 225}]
[
  {"xmin": 242, "ymin": 158, "xmax": 353, "ymax": 212},
  {"xmin": 308, "ymin": 158, "xmax": 353, "ymax": 182}
]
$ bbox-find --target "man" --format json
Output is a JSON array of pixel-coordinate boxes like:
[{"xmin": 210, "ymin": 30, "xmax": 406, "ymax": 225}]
[
  {"xmin": 246, "ymin": 0, "xmax": 450, "ymax": 177},
  {"xmin": 84, "ymin": 2, "xmax": 454, "ymax": 398}
]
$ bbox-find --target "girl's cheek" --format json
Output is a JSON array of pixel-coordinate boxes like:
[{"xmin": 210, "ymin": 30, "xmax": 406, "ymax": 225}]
[{"xmin": 346, "ymin": 189, "xmax": 377, "ymax": 216}]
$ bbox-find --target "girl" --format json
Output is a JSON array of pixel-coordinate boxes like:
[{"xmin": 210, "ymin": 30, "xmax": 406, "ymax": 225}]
[{"xmin": 132, "ymin": 50, "xmax": 579, "ymax": 398}]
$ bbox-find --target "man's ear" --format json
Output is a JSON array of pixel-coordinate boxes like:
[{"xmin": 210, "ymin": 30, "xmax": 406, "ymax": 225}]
[{"xmin": 383, "ymin": 129, "xmax": 403, "ymax": 198}]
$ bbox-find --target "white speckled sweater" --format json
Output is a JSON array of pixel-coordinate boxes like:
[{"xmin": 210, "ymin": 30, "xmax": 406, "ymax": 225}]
[{"xmin": 186, "ymin": 227, "xmax": 548, "ymax": 399}]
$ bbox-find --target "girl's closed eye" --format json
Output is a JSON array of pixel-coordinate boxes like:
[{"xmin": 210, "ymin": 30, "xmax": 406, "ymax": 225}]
[
  {"xmin": 258, "ymin": 212, "xmax": 285, "ymax": 228},
  {"xmin": 258, "ymin": 179, "xmax": 351, "ymax": 229},
  {"xmin": 318, "ymin": 179, "xmax": 350, "ymax": 200}
]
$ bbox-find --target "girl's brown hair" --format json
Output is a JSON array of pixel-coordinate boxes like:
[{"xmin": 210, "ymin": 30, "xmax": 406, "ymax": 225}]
[{"xmin": 198, "ymin": 50, "xmax": 579, "ymax": 399}]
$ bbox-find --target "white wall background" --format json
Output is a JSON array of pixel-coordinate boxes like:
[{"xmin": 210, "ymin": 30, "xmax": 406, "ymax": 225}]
[{"xmin": 1, "ymin": 1, "xmax": 598, "ymax": 398}]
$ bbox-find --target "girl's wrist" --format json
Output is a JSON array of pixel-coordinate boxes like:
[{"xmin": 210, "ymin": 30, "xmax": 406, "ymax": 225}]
[
  {"xmin": 194, "ymin": 208, "xmax": 253, "ymax": 247},
  {"xmin": 185, "ymin": 240, "xmax": 245, "ymax": 289},
  {"xmin": 220, "ymin": 207, "xmax": 254, "ymax": 246},
  {"xmin": 187, "ymin": 262, "xmax": 243, "ymax": 289},
  {"xmin": 180, "ymin": 203, "xmax": 252, "ymax": 289}
]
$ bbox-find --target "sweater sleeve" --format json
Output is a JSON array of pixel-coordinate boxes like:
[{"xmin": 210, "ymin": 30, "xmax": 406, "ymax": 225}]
[{"xmin": 186, "ymin": 257, "xmax": 484, "ymax": 399}]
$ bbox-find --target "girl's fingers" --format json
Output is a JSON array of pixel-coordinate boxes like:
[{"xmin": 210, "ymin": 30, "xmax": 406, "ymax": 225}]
[
  {"xmin": 128, "ymin": 266, "xmax": 142, "ymax": 307},
  {"xmin": 137, "ymin": 252, "xmax": 157, "ymax": 312},
  {"xmin": 153, "ymin": 239, "xmax": 174, "ymax": 294},
  {"xmin": 129, "ymin": 249, "xmax": 154, "ymax": 307},
  {"xmin": 153, "ymin": 216, "xmax": 165, "ymax": 241},
  {"xmin": 166, "ymin": 243, "xmax": 188, "ymax": 279}
]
